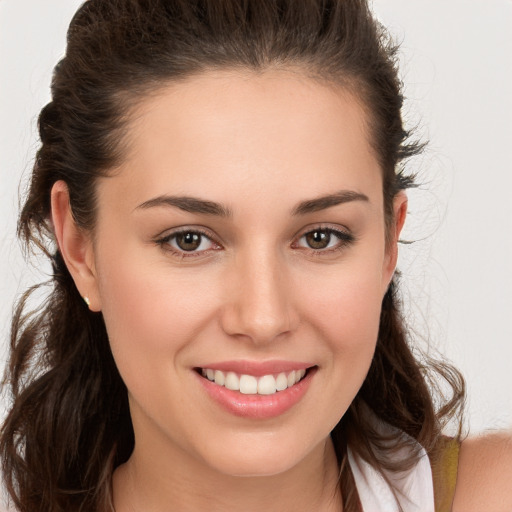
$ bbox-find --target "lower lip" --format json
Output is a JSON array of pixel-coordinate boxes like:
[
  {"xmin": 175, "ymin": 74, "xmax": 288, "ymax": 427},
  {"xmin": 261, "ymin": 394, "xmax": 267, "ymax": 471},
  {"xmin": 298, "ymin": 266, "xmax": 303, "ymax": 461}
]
[{"xmin": 196, "ymin": 368, "xmax": 316, "ymax": 419}]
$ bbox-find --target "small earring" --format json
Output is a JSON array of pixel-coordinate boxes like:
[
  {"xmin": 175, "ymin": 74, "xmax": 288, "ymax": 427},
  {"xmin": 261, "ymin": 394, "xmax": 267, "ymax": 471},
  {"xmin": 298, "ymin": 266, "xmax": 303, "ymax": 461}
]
[{"xmin": 83, "ymin": 296, "xmax": 91, "ymax": 308}]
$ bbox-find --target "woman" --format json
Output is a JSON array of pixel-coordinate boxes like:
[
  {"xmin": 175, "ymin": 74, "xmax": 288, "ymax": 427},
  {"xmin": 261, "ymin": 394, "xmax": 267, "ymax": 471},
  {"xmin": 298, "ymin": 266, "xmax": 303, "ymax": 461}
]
[{"xmin": 1, "ymin": 1, "xmax": 511, "ymax": 511}]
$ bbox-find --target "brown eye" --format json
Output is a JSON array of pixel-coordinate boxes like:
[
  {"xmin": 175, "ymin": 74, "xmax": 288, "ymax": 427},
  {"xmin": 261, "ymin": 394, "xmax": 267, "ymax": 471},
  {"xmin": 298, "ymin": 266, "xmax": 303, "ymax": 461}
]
[
  {"xmin": 175, "ymin": 232, "xmax": 203, "ymax": 251},
  {"xmin": 158, "ymin": 230, "xmax": 217, "ymax": 254},
  {"xmin": 156, "ymin": 227, "xmax": 221, "ymax": 258},
  {"xmin": 305, "ymin": 230, "xmax": 331, "ymax": 249},
  {"xmin": 296, "ymin": 227, "xmax": 355, "ymax": 252}
]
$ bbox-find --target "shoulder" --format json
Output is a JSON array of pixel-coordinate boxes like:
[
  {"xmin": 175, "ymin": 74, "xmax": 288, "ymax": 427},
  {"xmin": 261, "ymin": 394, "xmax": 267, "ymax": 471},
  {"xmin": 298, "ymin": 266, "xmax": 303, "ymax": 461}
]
[{"xmin": 452, "ymin": 430, "xmax": 512, "ymax": 512}]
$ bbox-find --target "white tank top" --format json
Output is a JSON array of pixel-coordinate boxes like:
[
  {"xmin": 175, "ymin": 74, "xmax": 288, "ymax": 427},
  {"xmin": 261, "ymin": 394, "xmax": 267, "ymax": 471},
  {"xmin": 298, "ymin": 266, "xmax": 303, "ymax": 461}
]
[{"xmin": 348, "ymin": 443, "xmax": 435, "ymax": 512}]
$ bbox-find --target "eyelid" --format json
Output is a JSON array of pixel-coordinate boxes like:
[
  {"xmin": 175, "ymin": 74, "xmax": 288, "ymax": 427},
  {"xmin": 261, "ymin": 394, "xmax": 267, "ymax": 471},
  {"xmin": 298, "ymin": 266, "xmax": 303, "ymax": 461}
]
[
  {"xmin": 292, "ymin": 224, "xmax": 356, "ymax": 252},
  {"xmin": 154, "ymin": 226, "xmax": 222, "ymax": 257},
  {"xmin": 153, "ymin": 223, "xmax": 355, "ymax": 259}
]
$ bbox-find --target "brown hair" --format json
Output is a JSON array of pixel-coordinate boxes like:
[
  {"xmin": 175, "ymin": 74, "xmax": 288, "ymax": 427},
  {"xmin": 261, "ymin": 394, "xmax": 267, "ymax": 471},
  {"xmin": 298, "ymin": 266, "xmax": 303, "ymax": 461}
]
[{"xmin": 1, "ymin": 1, "xmax": 464, "ymax": 511}]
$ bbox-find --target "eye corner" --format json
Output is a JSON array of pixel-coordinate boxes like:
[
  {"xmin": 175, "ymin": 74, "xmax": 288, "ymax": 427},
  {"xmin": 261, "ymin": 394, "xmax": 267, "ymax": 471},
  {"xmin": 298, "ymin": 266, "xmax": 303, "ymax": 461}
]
[
  {"xmin": 293, "ymin": 225, "xmax": 356, "ymax": 254},
  {"xmin": 154, "ymin": 226, "xmax": 223, "ymax": 259}
]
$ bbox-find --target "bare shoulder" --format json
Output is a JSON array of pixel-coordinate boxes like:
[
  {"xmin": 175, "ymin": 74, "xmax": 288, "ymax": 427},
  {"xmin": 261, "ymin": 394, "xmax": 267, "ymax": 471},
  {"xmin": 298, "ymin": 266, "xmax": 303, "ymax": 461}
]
[{"xmin": 452, "ymin": 430, "xmax": 512, "ymax": 512}]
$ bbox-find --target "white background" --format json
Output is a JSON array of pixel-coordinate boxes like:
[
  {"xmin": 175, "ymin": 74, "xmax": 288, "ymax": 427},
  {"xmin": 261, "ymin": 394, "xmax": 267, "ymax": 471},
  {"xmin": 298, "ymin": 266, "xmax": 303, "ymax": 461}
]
[{"xmin": 1, "ymin": 0, "xmax": 511, "ymax": 434}]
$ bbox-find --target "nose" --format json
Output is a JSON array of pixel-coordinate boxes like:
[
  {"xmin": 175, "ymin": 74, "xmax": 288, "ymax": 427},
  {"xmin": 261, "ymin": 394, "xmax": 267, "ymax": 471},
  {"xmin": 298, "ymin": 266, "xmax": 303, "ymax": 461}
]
[{"xmin": 220, "ymin": 249, "xmax": 298, "ymax": 345}]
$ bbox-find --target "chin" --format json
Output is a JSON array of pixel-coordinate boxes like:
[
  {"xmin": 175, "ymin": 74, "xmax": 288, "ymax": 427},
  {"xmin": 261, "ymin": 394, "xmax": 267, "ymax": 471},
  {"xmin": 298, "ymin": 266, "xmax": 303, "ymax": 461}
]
[
  {"xmin": 196, "ymin": 431, "xmax": 327, "ymax": 478},
  {"xmin": 209, "ymin": 455, "xmax": 302, "ymax": 479}
]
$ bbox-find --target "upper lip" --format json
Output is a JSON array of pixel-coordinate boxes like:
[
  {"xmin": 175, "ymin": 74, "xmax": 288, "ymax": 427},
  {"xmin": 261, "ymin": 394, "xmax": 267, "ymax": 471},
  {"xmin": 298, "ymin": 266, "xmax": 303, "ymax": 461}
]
[{"xmin": 195, "ymin": 360, "xmax": 315, "ymax": 376}]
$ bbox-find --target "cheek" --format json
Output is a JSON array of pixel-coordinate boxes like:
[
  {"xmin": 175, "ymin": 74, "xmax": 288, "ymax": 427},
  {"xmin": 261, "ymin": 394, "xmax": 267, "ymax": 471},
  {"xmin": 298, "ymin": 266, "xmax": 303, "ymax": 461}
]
[
  {"xmin": 322, "ymin": 281, "xmax": 381, "ymax": 375},
  {"xmin": 94, "ymin": 244, "xmax": 221, "ymax": 385},
  {"xmin": 302, "ymin": 257, "xmax": 385, "ymax": 348},
  {"xmin": 297, "ymin": 251, "xmax": 386, "ymax": 402}
]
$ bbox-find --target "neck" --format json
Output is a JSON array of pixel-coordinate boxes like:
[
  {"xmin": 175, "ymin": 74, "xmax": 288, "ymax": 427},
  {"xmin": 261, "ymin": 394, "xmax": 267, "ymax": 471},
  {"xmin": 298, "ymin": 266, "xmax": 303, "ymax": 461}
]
[{"xmin": 112, "ymin": 435, "xmax": 342, "ymax": 512}]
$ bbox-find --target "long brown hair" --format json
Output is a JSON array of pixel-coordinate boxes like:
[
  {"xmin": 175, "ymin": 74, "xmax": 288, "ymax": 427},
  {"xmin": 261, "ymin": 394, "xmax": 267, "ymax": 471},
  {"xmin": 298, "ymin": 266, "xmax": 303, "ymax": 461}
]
[{"xmin": 1, "ymin": 1, "xmax": 464, "ymax": 511}]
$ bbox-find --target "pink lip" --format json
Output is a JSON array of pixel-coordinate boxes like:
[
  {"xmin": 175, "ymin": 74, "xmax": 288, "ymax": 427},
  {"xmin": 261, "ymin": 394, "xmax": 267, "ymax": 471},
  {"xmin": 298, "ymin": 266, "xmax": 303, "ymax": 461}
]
[
  {"xmin": 195, "ymin": 360, "xmax": 313, "ymax": 377},
  {"xmin": 195, "ymin": 364, "xmax": 317, "ymax": 419}
]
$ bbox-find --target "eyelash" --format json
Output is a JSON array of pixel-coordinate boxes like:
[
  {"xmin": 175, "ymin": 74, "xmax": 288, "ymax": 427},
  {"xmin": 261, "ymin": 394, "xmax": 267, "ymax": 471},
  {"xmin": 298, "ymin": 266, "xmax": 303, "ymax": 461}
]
[
  {"xmin": 294, "ymin": 226, "xmax": 355, "ymax": 254},
  {"xmin": 154, "ymin": 226, "xmax": 355, "ymax": 259},
  {"xmin": 155, "ymin": 227, "xmax": 220, "ymax": 258}
]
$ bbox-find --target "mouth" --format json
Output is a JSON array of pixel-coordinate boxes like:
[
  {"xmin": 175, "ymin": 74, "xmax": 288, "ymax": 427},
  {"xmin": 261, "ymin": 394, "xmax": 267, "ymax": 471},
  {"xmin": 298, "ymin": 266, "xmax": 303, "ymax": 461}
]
[
  {"xmin": 194, "ymin": 361, "xmax": 317, "ymax": 418},
  {"xmin": 196, "ymin": 367, "xmax": 309, "ymax": 396}
]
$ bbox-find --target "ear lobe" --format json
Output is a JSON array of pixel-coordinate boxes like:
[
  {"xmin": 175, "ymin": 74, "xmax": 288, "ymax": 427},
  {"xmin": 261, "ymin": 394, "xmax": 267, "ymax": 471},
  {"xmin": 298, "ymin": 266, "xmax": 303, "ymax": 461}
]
[
  {"xmin": 383, "ymin": 191, "xmax": 408, "ymax": 286},
  {"xmin": 51, "ymin": 180, "xmax": 101, "ymax": 312}
]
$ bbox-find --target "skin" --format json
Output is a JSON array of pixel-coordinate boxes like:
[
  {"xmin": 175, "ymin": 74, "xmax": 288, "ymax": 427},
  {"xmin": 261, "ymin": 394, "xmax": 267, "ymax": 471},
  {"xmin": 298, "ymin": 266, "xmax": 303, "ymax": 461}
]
[
  {"xmin": 453, "ymin": 432, "xmax": 512, "ymax": 512},
  {"xmin": 50, "ymin": 70, "xmax": 511, "ymax": 511}
]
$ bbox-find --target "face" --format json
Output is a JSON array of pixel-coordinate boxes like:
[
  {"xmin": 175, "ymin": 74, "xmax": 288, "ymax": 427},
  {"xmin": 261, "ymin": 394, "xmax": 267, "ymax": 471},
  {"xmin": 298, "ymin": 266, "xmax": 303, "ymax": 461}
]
[{"xmin": 73, "ymin": 70, "xmax": 404, "ymax": 478}]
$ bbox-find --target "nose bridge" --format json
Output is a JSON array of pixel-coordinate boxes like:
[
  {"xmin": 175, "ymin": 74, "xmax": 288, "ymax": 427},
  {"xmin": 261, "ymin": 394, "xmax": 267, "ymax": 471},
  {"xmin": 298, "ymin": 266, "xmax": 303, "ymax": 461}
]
[{"xmin": 221, "ymin": 244, "xmax": 295, "ymax": 343}]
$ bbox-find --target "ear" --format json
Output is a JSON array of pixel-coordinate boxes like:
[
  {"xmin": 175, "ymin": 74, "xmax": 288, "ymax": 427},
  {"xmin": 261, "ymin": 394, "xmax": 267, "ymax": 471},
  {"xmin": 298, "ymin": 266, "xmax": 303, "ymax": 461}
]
[
  {"xmin": 51, "ymin": 180, "xmax": 101, "ymax": 312},
  {"xmin": 382, "ymin": 191, "xmax": 408, "ymax": 288}
]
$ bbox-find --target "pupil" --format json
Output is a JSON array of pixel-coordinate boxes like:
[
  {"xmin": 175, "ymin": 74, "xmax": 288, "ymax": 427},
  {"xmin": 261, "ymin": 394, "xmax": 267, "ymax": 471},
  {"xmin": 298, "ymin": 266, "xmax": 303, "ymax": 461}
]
[
  {"xmin": 306, "ymin": 230, "xmax": 330, "ymax": 249},
  {"xmin": 177, "ymin": 232, "xmax": 201, "ymax": 251}
]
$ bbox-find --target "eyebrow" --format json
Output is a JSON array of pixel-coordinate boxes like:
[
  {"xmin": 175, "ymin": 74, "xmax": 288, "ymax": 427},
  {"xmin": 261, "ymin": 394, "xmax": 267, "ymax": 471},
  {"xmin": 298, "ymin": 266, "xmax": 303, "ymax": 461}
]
[
  {"xmin": 135, "ymin": 189, "xmax": 369, "ymax": 217},
  {"xmin": 135, "ymin": 195, "xmax": 233, "ymax": 217},
  {"xmin": 291, "ymin": 190, "xmax": 369, "ymax": 215}
]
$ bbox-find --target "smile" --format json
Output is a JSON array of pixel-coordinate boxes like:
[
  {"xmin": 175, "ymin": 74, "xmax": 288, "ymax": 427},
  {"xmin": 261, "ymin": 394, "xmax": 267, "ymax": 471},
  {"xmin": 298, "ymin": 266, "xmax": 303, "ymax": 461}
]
[
  {"xmin": 200, "ymin": 368, "xmax": 307, "ymax": 395},
  {"xmin": 195, "ymin": 361, "xmax": 316, "ymax": 418}
]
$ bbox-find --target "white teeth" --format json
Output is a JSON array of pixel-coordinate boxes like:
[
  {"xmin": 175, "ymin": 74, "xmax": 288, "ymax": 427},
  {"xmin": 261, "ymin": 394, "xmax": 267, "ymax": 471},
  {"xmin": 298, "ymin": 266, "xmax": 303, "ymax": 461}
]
[
  {"xmin": 224, "ymin": 372, "xmax": 239, "ymax": 391},
  {"xmin": 276, "ymin": 372, "xmax": 288, "ymax": 391},
  {"xmin": 257, "ymin": 374, "xmax": 277, "ymax": 395},
  {"xmin": 240, "ymin": 375, "xmax": 258, "ymax": 394},
  {"xmin": 214, "ymin": 370, "xmax": 225, "ymax": 386},
  {"xmin": 200, "ymin": 368, "xmax": 309, "ymax": 395}
]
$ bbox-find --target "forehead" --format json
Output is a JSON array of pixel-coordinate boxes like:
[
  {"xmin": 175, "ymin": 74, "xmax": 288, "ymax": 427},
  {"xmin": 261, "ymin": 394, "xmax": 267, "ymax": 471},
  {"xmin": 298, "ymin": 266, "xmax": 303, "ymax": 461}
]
[{"xmin": 103, "ymin": 69, "xmax": 383, "ymax": 212}]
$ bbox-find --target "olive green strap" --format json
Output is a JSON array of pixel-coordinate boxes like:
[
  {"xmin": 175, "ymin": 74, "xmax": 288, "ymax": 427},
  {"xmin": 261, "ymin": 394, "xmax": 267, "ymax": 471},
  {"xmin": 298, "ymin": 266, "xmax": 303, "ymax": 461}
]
[{"xmin": 433, "ymin": 437, "xmax": 460, "ymax": 512}]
